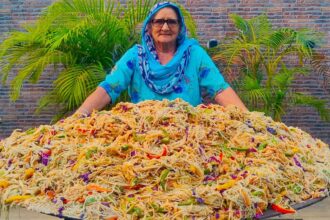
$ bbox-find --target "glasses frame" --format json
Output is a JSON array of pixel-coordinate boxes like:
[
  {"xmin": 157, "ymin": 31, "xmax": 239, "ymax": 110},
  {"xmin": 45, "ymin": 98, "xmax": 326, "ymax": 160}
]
[{"xmin": 151, "ymin": 18, "xmax": 180, "ymax": 29}]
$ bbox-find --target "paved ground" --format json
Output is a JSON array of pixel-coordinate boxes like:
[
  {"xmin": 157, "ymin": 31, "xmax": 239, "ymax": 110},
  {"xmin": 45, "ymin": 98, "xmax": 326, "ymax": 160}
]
[{"xmin": 4, "ymin": 197, "xmax": 330, "ymax": 219}]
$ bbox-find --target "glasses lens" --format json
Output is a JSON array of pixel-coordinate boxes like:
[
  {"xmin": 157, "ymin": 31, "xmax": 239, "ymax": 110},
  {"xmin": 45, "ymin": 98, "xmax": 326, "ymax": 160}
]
[
  {"xmin": 152, "ymin": 19, "xmax": 165, "ymax": 27},
  {"xmin": 152, "ymin": 19, "xmax": 179, "ymax": 28},
  {"xmin": 166, "ymin": 19, "xmax": 179, "ymax": 27}
]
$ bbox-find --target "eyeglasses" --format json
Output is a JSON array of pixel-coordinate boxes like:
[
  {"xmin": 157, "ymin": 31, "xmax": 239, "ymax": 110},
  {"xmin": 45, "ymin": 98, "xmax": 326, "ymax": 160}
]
[{"xmin": 151, "ymin": 19, "xmax": 179, "ymax": 29}]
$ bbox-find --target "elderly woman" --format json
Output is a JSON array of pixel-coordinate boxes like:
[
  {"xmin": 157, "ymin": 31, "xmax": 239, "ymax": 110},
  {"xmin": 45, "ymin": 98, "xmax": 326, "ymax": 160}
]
[{"xmin": 77, "ymin": 2, "xmax": 247, "ymax": 115}]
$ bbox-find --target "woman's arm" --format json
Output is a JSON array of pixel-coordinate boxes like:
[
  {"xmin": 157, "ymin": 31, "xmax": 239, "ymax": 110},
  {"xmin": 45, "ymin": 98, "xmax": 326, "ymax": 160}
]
[
  {"xmin": 76, "ymin": 87, "xmax": 111, "ymax": 116},
  {"xmin": 214, "ymin": 87, "xmax": 248, "ymax": 111}
]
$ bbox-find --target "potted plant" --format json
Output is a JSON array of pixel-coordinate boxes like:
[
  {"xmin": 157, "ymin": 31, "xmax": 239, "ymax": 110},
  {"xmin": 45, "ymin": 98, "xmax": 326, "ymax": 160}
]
[
  {"xmin": 0, "ymin": 0, "xmax": 197, "ymax": 121},
  {"xmin": 212, "ymin": 14, "xmax": 329, "ymax": 121}
]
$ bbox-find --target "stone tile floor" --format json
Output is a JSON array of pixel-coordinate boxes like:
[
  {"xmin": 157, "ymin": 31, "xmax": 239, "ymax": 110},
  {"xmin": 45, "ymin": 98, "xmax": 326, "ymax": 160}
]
[{"xmin": 3, "ymin": 197, "xmax": 330, "ymax": 219}]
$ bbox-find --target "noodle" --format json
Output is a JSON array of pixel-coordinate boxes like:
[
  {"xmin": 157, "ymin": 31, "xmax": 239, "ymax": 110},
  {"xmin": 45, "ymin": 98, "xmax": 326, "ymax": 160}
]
[{"xmin": 0, "ymin": 98, "xmax": 329, "ymax": 219}]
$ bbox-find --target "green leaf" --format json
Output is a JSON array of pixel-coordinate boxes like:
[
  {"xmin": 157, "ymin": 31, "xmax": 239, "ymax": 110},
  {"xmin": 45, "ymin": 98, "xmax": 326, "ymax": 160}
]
[
  {"xmin": 213, "ymin": 13, "xmax": 328, "ymax": 122},
  {"xmin": 292, "ymin": 93, "xmax": 330, "ymax": 122}
]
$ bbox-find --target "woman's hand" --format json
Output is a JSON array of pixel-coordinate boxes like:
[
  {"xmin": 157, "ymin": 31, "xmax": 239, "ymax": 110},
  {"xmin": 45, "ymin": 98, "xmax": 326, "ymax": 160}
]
[
  {"xmin": 214, "ymin": 87, "xmax": 248, "ymax": 111},
  {"xmin": 76, "ymin": 87, "xmax": 111, "ymax": 116}
]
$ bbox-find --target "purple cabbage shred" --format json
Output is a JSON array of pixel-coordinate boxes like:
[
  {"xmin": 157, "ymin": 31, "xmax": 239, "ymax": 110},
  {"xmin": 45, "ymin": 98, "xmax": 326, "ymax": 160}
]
[
  {"xmin": 266, "ymin": 127, "xmax": 277, "ymax": 135},
  {"xmin": 79, "ymin": 172, "xmax": 91, "ymax": 183}
]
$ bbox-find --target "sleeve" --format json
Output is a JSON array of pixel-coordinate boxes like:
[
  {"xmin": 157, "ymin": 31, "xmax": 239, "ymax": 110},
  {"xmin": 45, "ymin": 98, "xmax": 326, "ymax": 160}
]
[
  {"xmin": 195, "ymin": 46, "xmax": 230, "ymax": 101},
  {"xmin": 98, "ymin": 46, "xmax": 137, "ymax": 103}
]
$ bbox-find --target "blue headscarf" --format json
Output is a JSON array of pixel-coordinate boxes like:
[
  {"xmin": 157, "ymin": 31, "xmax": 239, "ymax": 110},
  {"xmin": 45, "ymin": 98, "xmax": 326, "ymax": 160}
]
[{"xmin": 137, "ymin": 1, "xmax": 198, "ymax": 94}]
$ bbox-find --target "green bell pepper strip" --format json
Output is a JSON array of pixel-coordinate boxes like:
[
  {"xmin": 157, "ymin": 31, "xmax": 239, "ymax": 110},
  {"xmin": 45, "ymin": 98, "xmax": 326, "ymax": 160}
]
[
  {"xmin": 127, "ymin": 206, "xmax": 144, "ymax": 217},
  {"xmin": 151, "ymin": 203, "xmax": 167, "ymax": 213},
  {"xmin": 257, "ymin": 143, "xmax": 267, "ymax": 151},
  {"xmin": 160, "ymin": 169, "xmax": 170, "ymax": 191},
  {"xmin": 178, "ymin": 197, "xmax": 197, "ymax": 206}
]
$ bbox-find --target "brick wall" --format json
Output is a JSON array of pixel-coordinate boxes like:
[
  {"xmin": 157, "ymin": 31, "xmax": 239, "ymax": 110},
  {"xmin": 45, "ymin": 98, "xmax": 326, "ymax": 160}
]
[{"xmin": 0, "ymin": 0, "xmax": 329, "ymax": 144}]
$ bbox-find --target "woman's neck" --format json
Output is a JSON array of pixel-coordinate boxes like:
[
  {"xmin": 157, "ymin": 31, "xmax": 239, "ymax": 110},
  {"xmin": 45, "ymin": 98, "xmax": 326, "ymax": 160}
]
[
  {"xmin": 155, "ymin": 43, "xmax": 176, "ymax": 65},
  {"xmin": 155, "ymin": 42, "xmax": 176, "ymax": 54}
]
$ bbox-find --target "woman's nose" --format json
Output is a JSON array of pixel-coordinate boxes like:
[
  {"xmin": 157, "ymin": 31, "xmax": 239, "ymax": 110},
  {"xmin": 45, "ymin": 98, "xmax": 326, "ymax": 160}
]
[{"xmin": 161, "ymin": 22, "xmax": 170, "ymax": 30}]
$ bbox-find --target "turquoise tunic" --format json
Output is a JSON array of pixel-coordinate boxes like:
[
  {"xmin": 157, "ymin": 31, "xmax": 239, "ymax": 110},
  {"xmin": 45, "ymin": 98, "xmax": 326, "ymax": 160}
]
[{"xmin": 99, "ymin": 44, "xmax": 229, "ymax": 106}]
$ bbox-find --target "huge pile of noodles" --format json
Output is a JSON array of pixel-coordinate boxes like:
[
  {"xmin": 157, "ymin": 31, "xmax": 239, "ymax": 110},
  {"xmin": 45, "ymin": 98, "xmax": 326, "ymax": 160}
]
[{"xmin": 0, "ymin": 99, "xmax": 329, "ymax": 220}]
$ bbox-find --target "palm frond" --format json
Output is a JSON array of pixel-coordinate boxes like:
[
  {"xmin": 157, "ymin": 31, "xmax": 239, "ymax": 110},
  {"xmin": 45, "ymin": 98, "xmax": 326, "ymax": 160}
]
[
  {"xmin": 229, "ymin": 13, "xmax": 271, "ymax": 43},
  {"xmin": 295, "ymin": 28, "xmax": 323, "ymax": 56},
  {"xmin": 264, "ymin": 29, "xmax": 293, "ymax": 50},
  {"xmin": 213, "ymin": 40, "xmax": 260, "ymax": 66},
  {"xmin": 123, "ymin": 0, "xmax": 159, "ymax": 44},
  {"xmin": 176, "ymin": 3, "xmax": 197, "ymax": 38},
  {"xmin": 237, "ymin": 75, "xmax": 269, "ymax": 109},
  {"xmin": 54, "ymin": 64, "xmax": 106, "ymax": 111},
  {"xmin": 0, "ymin": 31, "xmax": 37, "ymax": 83},
  {"xmin": 229, "ymin": 14, "xmax": 251, "ymax": 40},
  {"xmin": 292, "ymin": 93, "xmax": 330, "ymax": 121},
  {"xmin": 273, "ymin": 64, "xmax": 309, "ymax": 90},
  {"xmin": 270, "ymin": 89, "xmax": 287, "ymax": 121},
  {"xmin": 248, "ymin": 13, "xmax": 271, "ymax": 42},
  {"xmin": 4, "ymin": 45, "xmax": 72, "ymax": 101},
  {"xmin": 213, "ymin": 13, "xmax": 328, "ymax": 122}
]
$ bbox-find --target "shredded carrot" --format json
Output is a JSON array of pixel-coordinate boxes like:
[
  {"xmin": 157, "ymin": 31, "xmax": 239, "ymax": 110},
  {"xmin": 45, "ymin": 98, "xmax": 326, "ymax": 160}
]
[
  {"xmin": 24, "ymin": 151, "xmax": 32, "ymax": 163},
  {"xmin": 46, "ymin": 190, "xmax": 56, "ymax": 200},
  {"xmin": 76, "ymin": 197, "xmax": 85, "ymax": 203},
  {"xmin": 105, "ymin": 217, "xmax": 118, "ymax": 220},
  {"xmin": 86, "ymin": 183, "xmax": 109, "ymax": 192}
]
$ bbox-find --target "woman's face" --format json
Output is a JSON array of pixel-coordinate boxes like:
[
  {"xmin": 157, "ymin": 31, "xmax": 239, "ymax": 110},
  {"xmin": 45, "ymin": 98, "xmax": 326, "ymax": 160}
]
[{"xmin": 149, "ymin": 7, "xmax": 180, "ymax": 46}]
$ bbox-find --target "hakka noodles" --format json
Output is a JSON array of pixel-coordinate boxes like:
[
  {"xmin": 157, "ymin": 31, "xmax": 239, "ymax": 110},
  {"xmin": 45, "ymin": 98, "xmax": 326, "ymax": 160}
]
[{"xmin": 0, "ymin": 99, "xmax": 329, "ymax": 220}]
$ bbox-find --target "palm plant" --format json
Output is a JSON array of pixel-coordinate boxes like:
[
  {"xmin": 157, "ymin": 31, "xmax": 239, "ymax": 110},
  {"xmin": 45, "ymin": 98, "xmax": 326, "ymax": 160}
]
[
  {"xmin": 212, "ymin": 14, "xmax": 329, "ymax": 121},
  {"xmin": 0, "ymin": 0, "xmax": 197, "ymax": 120}
]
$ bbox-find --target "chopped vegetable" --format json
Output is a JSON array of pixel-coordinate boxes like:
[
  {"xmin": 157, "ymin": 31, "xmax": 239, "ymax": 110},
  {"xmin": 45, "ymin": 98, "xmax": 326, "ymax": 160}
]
[
  {"xmin": 85, "ymin": 197, "xmax": 97, "ymax": 206},
  {"xmin": 24, "ymin": 168, "xmax": 35, "ymax": 179},
  {"xmin": 72, "ymin": 152, "xmax": 86, "ymax": 171},
  {"xmin": 86, "ymin": 184, "xmax": 109, "ymax": 192},
  {"xmin": 85, "ymin": 147, "xmax": 98, "ymax": 159},
  {"xmin": 5, "ymin": 195, "xmax": 32, "ymax": 203},
  {"xmin": 79, "ymin": 172, "xmax": 91, "ymax": 183},
  {"xmin": 76, "ymin": 197, "xmax": 85, "ymax": 203},
  {"xmin": 208, "ymin": 156, "xmax": 221, "ymax": 163},
  {"xmin": 293, "ymin": 156, "xmax": 303, "ymax": 169},
  {"xmin": 127, "ymin": 206, "xmax": 144, "ymax": 217},
  {"xmin": 58, "ymin": 206, "xmax": 64, "ymax": 218},
  {"xmin": 0, "ymin": 180, "xmax": 10, "ymax": 188},
  {"xmin": 178, "ymin": 197, "xmax": 196, "ymax": 206},
  {"xmin": 151, "ymin": 203, "xmax": 167, "ymax": 213},
  {"xmin": 161, "ymin": 137, "xmax": 170, "ymax": 144},
  {"xmin": 215, "ymin": 180, "xmax": 236, "ymax": 191},
  {"xmin": 105, "ymin": 216, "xmax": 118, "ymax": 220},
  {"xmin": 121, "ymin": 145, "xmax": 130, "ymax": 151},
  {"xmin": 266, "ymin": 127, "xmax": 277, "ymax": 135},
  {"xmin": 241, "ymin": 189, "xmax": 251, "ymax": 206},
  {"xmin": 25, "ymin": 128, "xmax": 36, "ymax": 135},
  {"xmin": 46, "ymin": 190, "xmax": 56, "ymax": 200},
  {"xmin": 257, "ymin": 143, "xmax": 267, "ymax": 151},
  {"xmin": 147, "ymin": 146, "xmax": 167, "ymax": 159},
  {"xmin": 123, "ymin": 184, "xmax": 144, "ymax": 190},
  {"xmin": 219, "ymin": 152, "xmax": 223, "ymax": 162},
  {"xmin": 291, "ymin": 183, "xmax": 303, "ymax": 194},
  {"xmin": 160, "ymin": 169, "xmax": 170, "ymax": 191},
  {"xmin": 252, "ymin": 191, "xmax": 263, "ymax": 196},
  {"xmin": 271, "ymin": 204, "xmax": 296, "ymax": 214},
  {"xmin": 196, "ymin": 197, "xmax": 204, "ymax": 204},
  {"xmin": 231, "ymin": 147, "xmax": 250, "ymax": 151}
]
